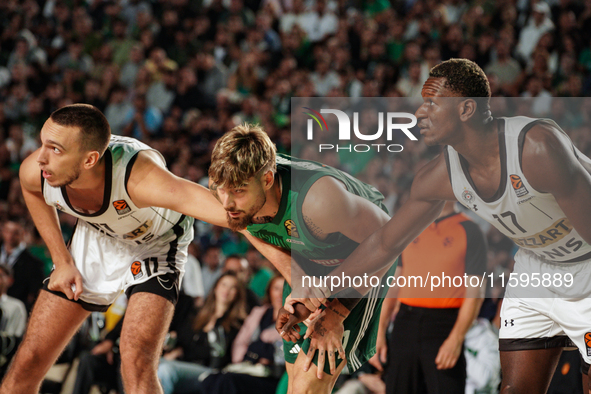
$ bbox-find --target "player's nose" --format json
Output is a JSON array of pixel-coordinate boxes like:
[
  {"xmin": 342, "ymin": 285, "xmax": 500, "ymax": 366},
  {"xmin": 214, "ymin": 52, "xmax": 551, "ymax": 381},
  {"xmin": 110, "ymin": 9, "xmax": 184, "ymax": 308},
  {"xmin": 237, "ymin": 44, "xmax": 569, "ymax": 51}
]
[
  {"xmin": 415, "ymin": 102, "xmax": 427, "ymax": 121},
  {"xmin": 220, "ymin": 194, "xmax": 235, "ymax": 210},
  {"xmin": 37, "ymin": 148, "xmax": 48, "ymax": 165}
]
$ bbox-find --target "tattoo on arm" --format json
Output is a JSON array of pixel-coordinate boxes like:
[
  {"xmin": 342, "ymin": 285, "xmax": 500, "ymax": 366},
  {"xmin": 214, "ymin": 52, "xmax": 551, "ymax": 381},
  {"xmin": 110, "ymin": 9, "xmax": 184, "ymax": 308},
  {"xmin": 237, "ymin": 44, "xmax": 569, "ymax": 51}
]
[
  {"xmin": 326, "ymin": 305, "xmax": 347, "ymax": 319},
  {"xmin": 303, "ymin": 215, "xmax": 325, "ymax": 239}
]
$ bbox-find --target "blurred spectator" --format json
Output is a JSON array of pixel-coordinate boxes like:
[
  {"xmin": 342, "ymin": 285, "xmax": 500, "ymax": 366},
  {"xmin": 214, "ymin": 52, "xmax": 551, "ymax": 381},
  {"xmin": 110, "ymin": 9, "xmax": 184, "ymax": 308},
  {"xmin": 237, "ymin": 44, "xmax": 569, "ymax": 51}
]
[
  {"xmin": 105, "ymin": 85, "xmax": 134, "ymax": 135},
  {"xmin": 201, "ymin": 276, "xmax": 285, "ymax": 394},
  {"xmin": 464, "ymin": 318, "xmax": 501, "ymax": 394},
  {"xmin": 197, "ymin": 53, "xmax": 229, "ymax": 98},
  {"xmin": 395, "ymin": 61, "xmax": 423, "ymax": 98},
  {"xmin": 157, "ymin": 272, "xmax": 247, "ymax": 394},
  {"xmin": 246, "ymin": 248, "xmax": 274, "ymax": 300},
  {"xmin": 146, "ymin": 68, "xmax": 177, "ymax": 114},
  {"xmin": 201, "ymin": 244, "xmax": 223, "ymax": 296},
  {"xmin": 516, "ymin": 2, "xmax": 555, "ymax": 62},
  {"xmin": 109, "ymin": 17, "xmax": 137, "ymax": 67},
  {"xmin": 302, "ymin": 0, "xmax": 338, "ymax": 43},
  {"xmin": 72, "ymin": 316, "xmax": 124, "ymax": 394},
  {"xmin": 53, "ymin": 39, "xmax": 93, "ymax": 75},
  {"xmin": 0, "ymin": 220, "xmax": 44, "ymax": 313},
  {"xmin": 122, "ymin": 93, "xmax": 163, "ymax": 140},
  {"xmin": 5, "ymin": 123, "xmax": 38, "ymax": 165},
  {"xmin": 485, "ymin": 40, "xmax": 522, "ymax": 89},
  {"xmin": 119, "ymin": 43, "xmax": 145, "ymax": 89},
  {"xmin": 182, "ymin": 243, "xmax": 206, "ymax": 304},
  {"xmin": 172, "ymin": 67, "xmax": 216, "ymax": 113},
  {"xmin": 223, "ymin": 254, "xmax": 261, "ymax": 312},
  {"xmin": 310, "ymin": 54, "xmax": 340, "ymax": 96},
  {"xmin": 0, "ymin": 264, "xmax": 27, "ymax": 337}
]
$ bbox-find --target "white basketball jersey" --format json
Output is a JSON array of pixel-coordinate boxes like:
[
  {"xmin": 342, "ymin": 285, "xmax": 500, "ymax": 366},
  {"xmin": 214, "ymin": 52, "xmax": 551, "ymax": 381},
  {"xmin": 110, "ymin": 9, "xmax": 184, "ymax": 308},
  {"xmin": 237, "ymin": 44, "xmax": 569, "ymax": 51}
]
[
  {"xmin": 446, "ymin": 116, "xmax": 591, "ymax": 263},
  {"xmin": 42, "ymin": 135, "xmax": 184, "ymax": 246}
]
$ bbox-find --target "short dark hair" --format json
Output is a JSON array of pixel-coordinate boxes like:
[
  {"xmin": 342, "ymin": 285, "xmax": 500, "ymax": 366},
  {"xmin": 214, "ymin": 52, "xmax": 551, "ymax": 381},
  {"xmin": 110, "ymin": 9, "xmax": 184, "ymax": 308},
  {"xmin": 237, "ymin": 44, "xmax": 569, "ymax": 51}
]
[
  {"xmin": 50, "ymin": 104, "xmax": 110, "ymax": 156},
  {"xmin": 429, "ymin": 58, "xmax": 491, "ymax": 98}
]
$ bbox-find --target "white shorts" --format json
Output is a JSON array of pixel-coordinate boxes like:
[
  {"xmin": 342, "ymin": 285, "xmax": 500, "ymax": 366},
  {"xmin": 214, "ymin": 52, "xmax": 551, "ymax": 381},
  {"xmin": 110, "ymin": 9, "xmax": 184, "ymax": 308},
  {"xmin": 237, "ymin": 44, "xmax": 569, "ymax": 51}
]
[
  {"xmin": 56, "ymin": 215, "xmax": 194, "ymax": 307},
  {"xmin": 499, "ymin": 249, "xmax": 591, "ymax": 365}
]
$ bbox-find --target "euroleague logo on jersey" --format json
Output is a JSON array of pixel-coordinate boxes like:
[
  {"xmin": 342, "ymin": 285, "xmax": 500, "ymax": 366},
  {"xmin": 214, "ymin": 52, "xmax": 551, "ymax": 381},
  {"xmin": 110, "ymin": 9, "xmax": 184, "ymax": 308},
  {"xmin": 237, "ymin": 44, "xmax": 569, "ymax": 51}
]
[
  {"xmin": 585, "ymin": 332, "xmax": 591, "ymax": 356},
  {"xmin": 510, "ymin": 175, "xmax": 529, "ymax": 198},
  {"xmin": 131, "ymin": 261, "xmax": 143, "ymax": 280},
  {"xmin": 113, "ymin": 200, "xmax": 132, "ymax": 215},
  {"xmin": 284, "ymin": 219, "xmax": 300, "ymax": 238}
]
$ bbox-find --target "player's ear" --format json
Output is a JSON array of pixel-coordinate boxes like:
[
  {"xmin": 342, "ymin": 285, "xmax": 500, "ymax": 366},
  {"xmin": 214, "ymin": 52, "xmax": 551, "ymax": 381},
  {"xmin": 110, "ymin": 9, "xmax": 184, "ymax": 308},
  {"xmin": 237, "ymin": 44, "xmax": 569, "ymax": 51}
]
[
  {"xmin": 458, "ymin": 99, "xmax": 477, "ymax": 122},
  {"xmin": 262, "ymin": 170, "xmax": 274, "ymax": 190},
  {"xmin": 83, "ymin": 151, "xmax": 101, "ymax": 169}
]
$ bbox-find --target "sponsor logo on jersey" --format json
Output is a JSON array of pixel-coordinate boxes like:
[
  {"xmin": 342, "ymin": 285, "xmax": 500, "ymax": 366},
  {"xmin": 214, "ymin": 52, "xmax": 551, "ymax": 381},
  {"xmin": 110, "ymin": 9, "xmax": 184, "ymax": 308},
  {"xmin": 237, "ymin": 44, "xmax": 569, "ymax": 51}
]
[
  {"xmin": 510, "ymin": 218, "xmax": 574, "ymax": 249},
  {"xmin": 55, "ymin": 203, "xmax": 64, "ymax": 211},
  {"xmin": 113, "ymin": 200, "xmax": 132, "ymax": 215},
  {"xmin": 585, "ymin": 332, "xmax": 591, "ymax": 356},
  {"xmin": 510, "ymin": 175, "xmax": 529, "ymax": 197},
  {"xmin": 131, "ymin": 261, "xmax": 143, "ymax": 280},
  {"xmin": 284, "ymin": 219, "xmax": 300, "ymax": 238},
  {"xmin": 310, "ymin": 258, "xmax": 344, "ymax": 267},
  {"xmin": 122, "ymin": 220, "xmax": 153, "ymax": 240},
  {"xmin": 289, "ymin": 344, "xmax": 301, "ymax": 354}
]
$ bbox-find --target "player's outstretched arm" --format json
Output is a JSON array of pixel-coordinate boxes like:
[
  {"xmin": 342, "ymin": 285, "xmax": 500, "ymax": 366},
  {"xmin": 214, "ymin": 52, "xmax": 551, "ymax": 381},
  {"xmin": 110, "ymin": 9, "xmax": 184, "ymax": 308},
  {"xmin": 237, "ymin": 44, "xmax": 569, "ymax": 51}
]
[
  {"xmin": 322, "ymin": 154, "xmax": 453, "ymax": 296},
  {"xmin": 522, "ymin": 124, "xmax": 591, "ymax": 245},
  {"xmin": 19, "ymin": 149, "xmax": 83, "ymax": 300},
  {"xmin": 126, "ymin": 151, "xmax": 229, "ymax": 227}
]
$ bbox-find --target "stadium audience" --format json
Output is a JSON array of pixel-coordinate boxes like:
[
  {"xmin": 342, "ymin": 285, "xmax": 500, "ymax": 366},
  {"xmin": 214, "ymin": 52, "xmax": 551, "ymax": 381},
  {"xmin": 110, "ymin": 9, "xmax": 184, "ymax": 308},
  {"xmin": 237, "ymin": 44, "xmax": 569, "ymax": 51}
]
[{"xmin": 0, "ymin": 0, "xmax": 589, "ymax": 392}]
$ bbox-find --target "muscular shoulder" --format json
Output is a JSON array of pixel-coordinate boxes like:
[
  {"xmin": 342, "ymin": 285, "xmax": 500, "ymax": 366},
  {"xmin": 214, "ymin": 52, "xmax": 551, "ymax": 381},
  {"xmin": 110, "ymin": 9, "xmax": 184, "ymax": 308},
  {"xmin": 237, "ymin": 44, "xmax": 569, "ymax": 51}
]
[
  {"xmin": 410, "ymin": 153, "xmax": 455, "ymax": 202},
  {"xmin": 301, "ymin": 176, "xmax": 348, "ymax": 238},
  {"xmin": 19, "ymin": 149, "xmax": 42, "ymax": 193},
  {"xmin": 302, "ymin": 176, "xmax": 347, "ymax": 215},
  {"xmin": 125, "ymin": 150, "xmax": 169, "ymax": 207},
  {"xmin": 126, "ymin": 150, "xmax": 165, "ymax": 186},
  {"xmin": 521, "ymin": 123, "xmax": 578, "ymax": 195}
]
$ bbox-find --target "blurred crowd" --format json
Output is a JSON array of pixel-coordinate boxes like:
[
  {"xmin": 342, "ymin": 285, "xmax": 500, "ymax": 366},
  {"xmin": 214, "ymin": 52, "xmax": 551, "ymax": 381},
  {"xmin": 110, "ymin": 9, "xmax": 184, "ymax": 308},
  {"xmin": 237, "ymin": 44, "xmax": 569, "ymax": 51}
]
[{"xmin": 0, "ymin": 0, "xmax": 590, "ymax": 392}]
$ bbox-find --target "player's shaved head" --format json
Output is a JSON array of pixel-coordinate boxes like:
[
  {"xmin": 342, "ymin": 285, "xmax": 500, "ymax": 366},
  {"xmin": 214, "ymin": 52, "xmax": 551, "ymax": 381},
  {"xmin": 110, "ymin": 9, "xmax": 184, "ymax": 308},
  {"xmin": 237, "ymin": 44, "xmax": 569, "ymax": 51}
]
[{"xmin": 50, "ymin": 104, "xmax": 110, "ymax": 157}]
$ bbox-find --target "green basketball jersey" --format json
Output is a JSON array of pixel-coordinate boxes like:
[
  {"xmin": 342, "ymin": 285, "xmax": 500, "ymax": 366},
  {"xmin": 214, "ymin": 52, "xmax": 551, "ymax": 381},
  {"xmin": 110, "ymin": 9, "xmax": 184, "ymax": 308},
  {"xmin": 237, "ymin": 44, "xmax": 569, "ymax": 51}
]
[
  {"xmin": 246, "ymin": 153, "xmax": 388, "ymax": 274},
  {"xmin": 246, "ymin": 154, "xmax": 395, "ymax": 373}
]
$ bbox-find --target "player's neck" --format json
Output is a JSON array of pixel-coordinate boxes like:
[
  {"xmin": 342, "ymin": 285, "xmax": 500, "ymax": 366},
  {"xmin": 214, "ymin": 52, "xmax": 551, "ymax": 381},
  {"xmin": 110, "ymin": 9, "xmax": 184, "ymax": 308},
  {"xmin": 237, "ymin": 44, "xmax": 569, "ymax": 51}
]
[
  {"xmin": 66, "ymin": 156, "xmax": 106, "ymax": 193},
  {"xmin": 254, "ymin": 173, "xmax": 283, "ymax": 221},
  {"xmin": 453, "ymin": 118, "xmax": 500, "ymax": 170}
]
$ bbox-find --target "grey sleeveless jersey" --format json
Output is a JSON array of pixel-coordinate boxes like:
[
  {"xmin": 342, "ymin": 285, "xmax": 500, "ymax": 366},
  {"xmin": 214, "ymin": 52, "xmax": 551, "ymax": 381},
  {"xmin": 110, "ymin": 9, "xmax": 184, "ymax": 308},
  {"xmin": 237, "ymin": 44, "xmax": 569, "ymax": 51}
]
[
  {"xmin": 446, "ymin": 116, "xmax": 591, "ymax": 263},
  {"xmin": 42, "ymin": 135, "xmax": 185, "ymax": 246}
]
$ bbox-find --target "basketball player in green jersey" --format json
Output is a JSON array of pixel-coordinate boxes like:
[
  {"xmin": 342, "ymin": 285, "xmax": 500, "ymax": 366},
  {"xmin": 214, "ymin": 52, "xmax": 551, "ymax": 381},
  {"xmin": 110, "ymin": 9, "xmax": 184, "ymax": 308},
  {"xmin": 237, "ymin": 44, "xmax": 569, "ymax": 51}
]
[{"xmin": 208, "ymin": 124, "xmax": 397, "ymax": 394}]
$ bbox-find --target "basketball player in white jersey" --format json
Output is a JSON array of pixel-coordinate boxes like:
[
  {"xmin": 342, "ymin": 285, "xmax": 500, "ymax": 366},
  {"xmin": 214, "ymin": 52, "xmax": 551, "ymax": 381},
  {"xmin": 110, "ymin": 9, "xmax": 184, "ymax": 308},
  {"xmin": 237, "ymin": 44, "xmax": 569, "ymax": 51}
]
[
  {"xmin": 302, "ymin": 59, "xmax": 591, "ymax": 394},
  {"xmin": 0, "ymin": 104, "xmax": 236, "ymax": 393}
]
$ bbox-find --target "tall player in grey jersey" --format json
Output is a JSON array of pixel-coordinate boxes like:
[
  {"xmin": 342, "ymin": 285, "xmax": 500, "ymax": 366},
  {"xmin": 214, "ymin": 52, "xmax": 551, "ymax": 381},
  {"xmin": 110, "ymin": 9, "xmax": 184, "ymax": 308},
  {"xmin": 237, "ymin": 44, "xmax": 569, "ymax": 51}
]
[
  {"xmin": 304, "ymin": 59, "xmax": 591, "ymax": 394},
  {"xmin": 0, "ymin": 104, "xmax": 235, "ymax": 394}
]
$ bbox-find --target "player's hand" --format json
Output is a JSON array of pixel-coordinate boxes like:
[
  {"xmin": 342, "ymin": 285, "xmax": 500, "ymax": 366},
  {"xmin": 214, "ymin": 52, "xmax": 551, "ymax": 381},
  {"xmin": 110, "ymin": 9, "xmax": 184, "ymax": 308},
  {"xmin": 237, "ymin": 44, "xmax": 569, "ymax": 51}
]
[
  {"xmin": 303, "ymin": 308, "xmax": 346, "ymax": 379},
  {"xmin": 48, "ymin": 263, "xmax": 83, "ymax": 300},
  {"xmin": 276, "ymin": 303, "xmax": 311, "ymax": 342},
  {"xmin": 368, "ymin": 333, "xmax": 387, "ymax": 371},
  {"xmin": 91, "ymin": 339, "xmax": 114, "ymax": 364},
  {"xmin": 435, "ymin": 333, "xmax": 462, "ymax": 370},
  {"xmin": 291, "ymin": 285, "xmax": 331, "ymax": 312}
]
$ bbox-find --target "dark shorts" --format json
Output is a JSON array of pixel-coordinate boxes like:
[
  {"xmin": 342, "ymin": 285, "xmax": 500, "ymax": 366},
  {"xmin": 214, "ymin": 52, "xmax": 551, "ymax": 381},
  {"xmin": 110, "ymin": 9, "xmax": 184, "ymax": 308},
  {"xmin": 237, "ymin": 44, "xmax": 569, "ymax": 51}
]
[{"xmin": 42, "ymin": 271, "xmax": 180, "ymax": 312}]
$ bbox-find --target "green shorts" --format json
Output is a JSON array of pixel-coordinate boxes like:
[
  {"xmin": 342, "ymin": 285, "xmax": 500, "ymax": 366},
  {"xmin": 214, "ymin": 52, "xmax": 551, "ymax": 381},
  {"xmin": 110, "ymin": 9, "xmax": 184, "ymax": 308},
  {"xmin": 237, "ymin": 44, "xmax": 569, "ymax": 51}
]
[{"xmin": 282, "ymin": 259, "xmax": 397, "ymax": 374}]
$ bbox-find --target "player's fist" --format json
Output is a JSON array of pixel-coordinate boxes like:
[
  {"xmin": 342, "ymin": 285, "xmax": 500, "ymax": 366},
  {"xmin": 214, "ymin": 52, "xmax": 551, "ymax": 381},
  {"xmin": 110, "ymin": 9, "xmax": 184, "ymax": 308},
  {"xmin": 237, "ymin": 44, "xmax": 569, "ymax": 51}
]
[
  {"xmin": 276, "ymin": 303, "xmax": 312, "ymax": 342},
  {"xmin": 48, "ymin": 263, "xmax": 84, "ymax": 300}
]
